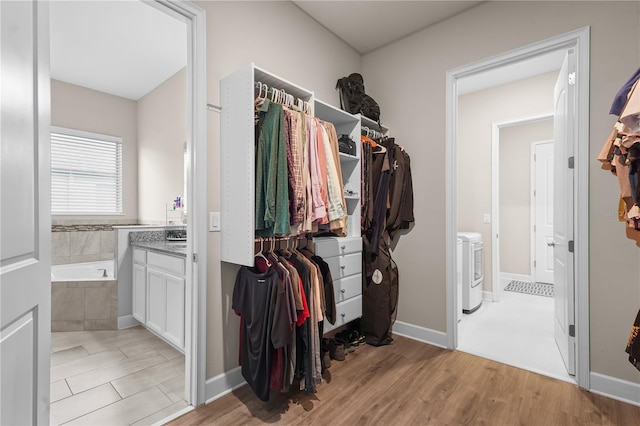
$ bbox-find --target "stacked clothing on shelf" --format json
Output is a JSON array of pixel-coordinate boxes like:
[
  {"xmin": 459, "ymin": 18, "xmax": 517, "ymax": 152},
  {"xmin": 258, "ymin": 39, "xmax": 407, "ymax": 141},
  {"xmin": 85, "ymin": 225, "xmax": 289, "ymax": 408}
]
[
  {"xmin": 232, "ymin": 240, "xmax": 336, "ymax": 401},
  {"xmin": 360, "ymin": 134, "xmax": 414, "ymax": 346},
  {"xmin": 598, "ymin": 67, "xmax": 640, "ymax": 230},
  {"xmin": 254, "ymin": 94, "xmax": 348, "ymax": 238}
]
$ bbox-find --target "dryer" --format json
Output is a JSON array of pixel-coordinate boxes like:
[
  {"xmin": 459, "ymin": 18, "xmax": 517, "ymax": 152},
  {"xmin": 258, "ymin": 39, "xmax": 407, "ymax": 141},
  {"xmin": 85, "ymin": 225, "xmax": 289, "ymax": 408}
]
[{"xmin": 457, "ymin": 232, "xmax": 483, "ymax": 314}]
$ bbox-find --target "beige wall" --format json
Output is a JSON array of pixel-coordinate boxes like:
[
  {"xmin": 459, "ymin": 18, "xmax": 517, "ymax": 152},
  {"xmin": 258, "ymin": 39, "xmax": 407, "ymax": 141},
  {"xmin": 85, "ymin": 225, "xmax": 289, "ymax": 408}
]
[
  {"xmin": 137, "ymin": 68, "xmax": 187, "ymax": 224},
  {"xmin": 500, "ymin": 119, "xmax": 554, "ymax": 276},
  {"xmin": 50, "ymin": 79, "xmax": 138, "ymax": 224},
  {"xmin": 458, "ymin": 72, "xmax": 557, "ymax": 292},
  {"xmin": 362, "ymin": 1, "xmax": 640, "ymax": 382},
  {"xmin": 195, "ymin": 0, "xmax": 362, "ymax": 377}
]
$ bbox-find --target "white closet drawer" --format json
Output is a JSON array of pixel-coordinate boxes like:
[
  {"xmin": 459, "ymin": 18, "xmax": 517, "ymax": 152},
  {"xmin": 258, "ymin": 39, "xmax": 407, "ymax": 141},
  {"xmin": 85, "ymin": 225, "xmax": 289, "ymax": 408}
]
[
  {"xmin": 133, "ymin": 248, "xmax": 146, "ymax": 264},
  {"xmin": 325, "ymin": 252, "xmax": 361, "ymax": 279},
  {"xmin": 333, "ymin": 274, "xmax": 361, "ymax": 303},
  {"xmin": 147, "ymin": 251, "xmax": 185, "ymax": 276},
  {"xmin": 314, "ymin": 237, "xmax": 361, "ymax": 257},
  {"xmin": 324, "ymin": 295, "xmax": 362, "ymax": 333}
]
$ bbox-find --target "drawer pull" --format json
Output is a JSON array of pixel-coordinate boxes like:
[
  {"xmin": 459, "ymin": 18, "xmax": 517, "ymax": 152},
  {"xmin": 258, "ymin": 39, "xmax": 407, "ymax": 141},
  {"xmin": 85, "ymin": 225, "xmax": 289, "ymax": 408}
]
[
  {"xmin": 340, "ymin": 289, "xmax": 346, "ymax": 293},
  {"xmin": 341, "ymin": 265, "xmax": 346, "ymax": 269},
  {"xmin": 341, "ymin": 313, "xmax": 346, "ymax": 317},
  {"xmin": 341, "ymin": 245, "xmax": 346, "ymax": 250}
]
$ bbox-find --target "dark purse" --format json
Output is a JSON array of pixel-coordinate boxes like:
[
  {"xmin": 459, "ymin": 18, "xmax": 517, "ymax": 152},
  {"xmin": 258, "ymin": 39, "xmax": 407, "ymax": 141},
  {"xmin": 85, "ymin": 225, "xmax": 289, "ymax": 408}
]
[{"xmin": 338, "ymin": 135, "xmax": 356, "ymax": 156}]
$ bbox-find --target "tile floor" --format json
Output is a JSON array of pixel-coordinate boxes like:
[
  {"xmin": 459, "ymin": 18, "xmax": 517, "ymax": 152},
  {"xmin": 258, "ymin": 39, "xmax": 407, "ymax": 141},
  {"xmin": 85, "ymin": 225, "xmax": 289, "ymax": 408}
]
[
  {"xmin": 457, "ymin": 287, "xmax": 574, "ymax": 383},
  {"xmin": 50, "ymin": 326, "xmax": 188, "ymax": 425}
]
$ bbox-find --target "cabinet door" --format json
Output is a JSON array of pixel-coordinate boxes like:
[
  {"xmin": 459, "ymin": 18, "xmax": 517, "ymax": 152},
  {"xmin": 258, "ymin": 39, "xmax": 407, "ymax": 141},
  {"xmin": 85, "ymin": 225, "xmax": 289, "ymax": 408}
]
[
  {"xmin": 132, "ymin": 263, "xmax": 146, "ymax": 323},
  {"xmin": 146, "ymin": 267, "xmax": 164, "ymax": 335},
  {"xmin": 163, "ymin": 273, "xmax": 185, "ymax": 350}
]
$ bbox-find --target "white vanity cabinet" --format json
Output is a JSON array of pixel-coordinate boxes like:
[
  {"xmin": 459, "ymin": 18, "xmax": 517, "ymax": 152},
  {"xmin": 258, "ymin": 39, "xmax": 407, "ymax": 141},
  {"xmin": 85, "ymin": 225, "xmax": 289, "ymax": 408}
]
[{"xmin": 131, "ymin": 247, "xmax": 185, "ymax": 352}]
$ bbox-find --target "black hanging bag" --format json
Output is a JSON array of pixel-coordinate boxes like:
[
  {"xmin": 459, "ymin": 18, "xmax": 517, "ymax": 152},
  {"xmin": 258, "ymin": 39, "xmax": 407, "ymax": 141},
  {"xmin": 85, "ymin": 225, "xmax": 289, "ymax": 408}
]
[
  {"xmin": 336, "ymin": 73, "xmax": 381, "ymax": 123},
  {"xmin": 338, "ymin": 135, "xmax": 356, "ymax": 156}
]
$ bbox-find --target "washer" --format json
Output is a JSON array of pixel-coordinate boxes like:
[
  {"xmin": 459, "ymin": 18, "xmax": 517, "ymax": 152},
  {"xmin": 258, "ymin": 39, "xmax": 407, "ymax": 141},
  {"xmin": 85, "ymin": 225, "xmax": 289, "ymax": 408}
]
[{"xmin": 457, "ymin": 232, "xmax": 483, "ymax": 314}]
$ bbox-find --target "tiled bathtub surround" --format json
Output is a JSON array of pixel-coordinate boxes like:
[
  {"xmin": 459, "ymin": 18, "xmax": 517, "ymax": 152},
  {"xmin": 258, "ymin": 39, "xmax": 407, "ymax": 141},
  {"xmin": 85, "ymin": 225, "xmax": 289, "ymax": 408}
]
[
  {"xmin": 52, "ymin": 224, "xmax": 137, "ymax": 265},
  {"xmin": 51, "ymin": 280, "xmax": 118, "ymax": 331}
]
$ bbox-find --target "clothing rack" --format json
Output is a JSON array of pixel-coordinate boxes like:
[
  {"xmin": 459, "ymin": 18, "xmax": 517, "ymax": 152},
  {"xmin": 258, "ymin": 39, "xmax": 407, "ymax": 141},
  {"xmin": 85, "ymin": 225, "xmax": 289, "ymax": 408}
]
[
  {"xmin": 255, "ymin": 81, "xmax": 312, "ymax": 114},
  {"xmin": 254, "ymin": 234, "xmax": 313, "ymax": 253},
  {"xmin": 362, "ymin": 125, "xmax": 384, "ymax": 139}
]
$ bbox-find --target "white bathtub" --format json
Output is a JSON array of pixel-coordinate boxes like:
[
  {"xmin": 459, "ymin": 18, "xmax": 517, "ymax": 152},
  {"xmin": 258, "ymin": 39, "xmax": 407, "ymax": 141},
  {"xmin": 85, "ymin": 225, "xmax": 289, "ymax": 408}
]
[{"xmin": 51, "ymin": 260, "xmax": 115, "ymax": 282}]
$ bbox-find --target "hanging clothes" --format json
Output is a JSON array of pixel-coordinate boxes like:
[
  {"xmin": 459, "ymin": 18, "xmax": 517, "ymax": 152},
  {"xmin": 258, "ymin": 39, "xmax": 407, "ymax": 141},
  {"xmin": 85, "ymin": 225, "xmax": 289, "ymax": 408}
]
[
  {"xmin": 254, "ymin": 88, "xmax": 347, "ymax": 238},
  {"xmin": 599, "ymin": 69, "xmax": 640, "ymax": 231},
  {"xmin": 234, "ymin": 237, "xmax": 337, "ymax": 401},
  {"xmin": 360, "ymin": 134, "xmax": 414, "ymax": 346},
  {"xmin": 232, "ymin": 267, "xmax": 291, "ymax": 401},
  {"xmin": 255, "ymin": 99, "xmax": 290, "ymax": 237}
]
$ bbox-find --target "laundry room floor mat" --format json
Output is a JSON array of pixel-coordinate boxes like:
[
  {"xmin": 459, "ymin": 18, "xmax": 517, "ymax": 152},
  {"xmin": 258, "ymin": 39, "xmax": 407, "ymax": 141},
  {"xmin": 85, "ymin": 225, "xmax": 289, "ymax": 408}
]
[{"xmin": 504, "ymin": 280, "xmax": 554, "ymax": 297}]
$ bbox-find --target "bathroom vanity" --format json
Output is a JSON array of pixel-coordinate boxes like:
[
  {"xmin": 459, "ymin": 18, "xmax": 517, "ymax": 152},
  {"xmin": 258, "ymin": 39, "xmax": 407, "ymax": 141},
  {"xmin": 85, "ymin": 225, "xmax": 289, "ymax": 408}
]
[{"xmin": 129, "ymin": 230, "xmax": 187, "ymax": 352}]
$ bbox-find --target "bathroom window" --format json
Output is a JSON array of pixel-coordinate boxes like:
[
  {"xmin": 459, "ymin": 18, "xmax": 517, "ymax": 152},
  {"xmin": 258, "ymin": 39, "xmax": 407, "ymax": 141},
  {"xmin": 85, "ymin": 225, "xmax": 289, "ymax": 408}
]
[{"xmin": 51, "ymin": 126, "xmax": 122, "ymax": 215}]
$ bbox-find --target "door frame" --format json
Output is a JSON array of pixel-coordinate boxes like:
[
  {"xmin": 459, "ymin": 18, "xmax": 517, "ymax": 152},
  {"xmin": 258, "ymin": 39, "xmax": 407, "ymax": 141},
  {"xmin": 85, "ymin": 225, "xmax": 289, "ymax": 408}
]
[
  {"xmin": 445, "ymin": 27, "xmax": 590, "ymax": 388},
  {"xmin": 530, "ymin": 138, "xmax": 554, "ymax": 285},
  {"xmin": 144, "ymin": 0, "xmax": 207, "ymax": 407},
  {"xmin": 490, "ymin": 113, "xmax": 553, "ymax": 302}
]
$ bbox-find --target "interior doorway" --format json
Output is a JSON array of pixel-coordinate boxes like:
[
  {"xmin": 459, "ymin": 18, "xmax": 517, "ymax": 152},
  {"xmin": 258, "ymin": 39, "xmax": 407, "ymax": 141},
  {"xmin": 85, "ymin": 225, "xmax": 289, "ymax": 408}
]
[
  {"xmin": 446, "ymin": 28, "xmax": 591, "ymax": 389},
  {"xmin": 47, "ymin": 0, "xmax": 206, "ymax": 422}
]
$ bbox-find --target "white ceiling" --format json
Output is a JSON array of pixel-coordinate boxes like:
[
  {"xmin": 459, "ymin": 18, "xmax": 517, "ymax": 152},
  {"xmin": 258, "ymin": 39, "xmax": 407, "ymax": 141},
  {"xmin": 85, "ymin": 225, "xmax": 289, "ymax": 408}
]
[
  {"xmin": 293, "ymin": 1, "xmax": 483, "ymax": 54},
  {"xmin": 49, "ymin": 1, "xmax": 561, "ymax": 101},
  {"xmin": 50, "ymin": 0, "xmax": 186, "ymax": 101}
]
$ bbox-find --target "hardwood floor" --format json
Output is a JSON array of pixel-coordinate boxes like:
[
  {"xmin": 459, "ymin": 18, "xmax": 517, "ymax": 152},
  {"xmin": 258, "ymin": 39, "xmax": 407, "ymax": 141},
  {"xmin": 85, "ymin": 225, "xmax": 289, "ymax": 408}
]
[
  {"xmin": 169, "ymin": 334, "xmax": 640, "ymax": 425},
  {"xmin": 50, "ymin": 326, "xmax": 187, "ymax": 425}
]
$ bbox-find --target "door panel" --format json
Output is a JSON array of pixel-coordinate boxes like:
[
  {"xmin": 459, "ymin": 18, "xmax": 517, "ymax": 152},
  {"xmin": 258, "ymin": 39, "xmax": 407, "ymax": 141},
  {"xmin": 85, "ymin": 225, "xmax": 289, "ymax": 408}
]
[
  {"xmin": 553, "ymin": 50, "xmax": 575, "ymax": 376},
  {"xmin": 0, "ymin": 1, "xmax": 51, "ymax": 424},
  {"xmin": 146, "ymin": 268, "xmax": 164, "ymax": 335},
  {"xmin": 534, "ymin": 142, "xmax": 554, "ymax": 284}
]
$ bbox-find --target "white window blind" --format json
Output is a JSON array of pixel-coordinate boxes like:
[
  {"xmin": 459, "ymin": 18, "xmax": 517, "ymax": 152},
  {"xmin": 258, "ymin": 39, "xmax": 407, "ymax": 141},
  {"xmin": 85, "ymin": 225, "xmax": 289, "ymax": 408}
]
[{"xmin": 51, "ymin": 127, "xmax": 122, "ymax": 215}]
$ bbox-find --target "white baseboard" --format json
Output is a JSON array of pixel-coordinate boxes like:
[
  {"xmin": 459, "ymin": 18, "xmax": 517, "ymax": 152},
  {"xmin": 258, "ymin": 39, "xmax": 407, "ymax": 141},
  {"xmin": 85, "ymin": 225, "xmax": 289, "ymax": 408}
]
[
  {"xmin": 205, "ymin": 366, "xmax": 246, "ymax": 404},
  {"xmin": 392, "ymin": 320, "xmax": 448, "ymax": 349},
  {"xmin": 589, "ymin": 372, "xmax": 640, "ymax": 407},
  {"xmin": 500, "ymin": 272, "xmax": 532, "ymax": 289},
  {"xmin": 482, "ymin": 291, "xmax": 493, "ymax": 301},
  {"xmin": 118, "ymin": 315, "xmax": 140, "ymax": 330}
]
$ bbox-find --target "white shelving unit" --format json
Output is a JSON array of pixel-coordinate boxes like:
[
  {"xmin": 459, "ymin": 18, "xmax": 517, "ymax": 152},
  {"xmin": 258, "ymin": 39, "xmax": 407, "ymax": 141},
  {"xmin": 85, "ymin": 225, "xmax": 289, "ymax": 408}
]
[
  {"xmin": 220, "ymin": 64, "xmax": 366, "ymax": 332},
  {"xmin": 220, "ymin": 64, "xmax": 313, "ymax": 266}
]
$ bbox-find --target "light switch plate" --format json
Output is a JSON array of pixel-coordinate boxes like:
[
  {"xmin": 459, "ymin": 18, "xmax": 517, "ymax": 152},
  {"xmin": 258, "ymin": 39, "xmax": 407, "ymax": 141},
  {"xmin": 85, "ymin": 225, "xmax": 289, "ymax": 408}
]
[
  {"xmin": 483, "ymin": 213, "xmax": 491, "ymax": 224},
  {"xmin": 209, "ymin": 212, "xmax": 221, "ymax": 232}
]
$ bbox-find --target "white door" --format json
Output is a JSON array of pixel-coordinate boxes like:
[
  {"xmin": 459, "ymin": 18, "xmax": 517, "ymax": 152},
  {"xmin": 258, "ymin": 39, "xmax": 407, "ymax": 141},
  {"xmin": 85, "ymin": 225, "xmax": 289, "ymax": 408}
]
[
  {"xmin": 553, "ymin": 50, "xmax": 576, "ymax": 376},
  {"xmin": 0, "ymin": 1, "xmax": 51, "ymax": 424},
  {"xmin": 533, "ymin": 141, "xmax": 554, "ymax": 284}
]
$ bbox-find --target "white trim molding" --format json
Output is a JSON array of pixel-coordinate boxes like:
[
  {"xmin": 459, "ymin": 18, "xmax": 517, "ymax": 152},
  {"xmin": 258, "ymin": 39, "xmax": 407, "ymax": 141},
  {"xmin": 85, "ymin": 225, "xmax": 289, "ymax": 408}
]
[
  {"xmin": 589, "ymin": 372, "xmax": 640, "ymax": 407},
  {"xmin": 117, "ymin": 315, "xmax": 140, "ymax": 330},
  {"xmin": 445, "ymin": 27, "xmax": 590, "ymax": 390},
  {"xmin": 205, "ymin": 367, "xmax": 247, "ymax": 404},
  {"xmin": 392, "ymin": 321, "xmax": 448, "ymax": 349},
  {"xmin": 149, "ymin": 0, "xmax": 208, "ymax": 407}
]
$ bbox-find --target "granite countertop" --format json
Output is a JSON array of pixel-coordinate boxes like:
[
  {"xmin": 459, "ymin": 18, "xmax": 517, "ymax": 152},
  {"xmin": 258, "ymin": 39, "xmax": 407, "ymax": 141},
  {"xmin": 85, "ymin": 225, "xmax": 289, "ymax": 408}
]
[
  {"xmin": 129, "ymin": 229, "xmax": 188, "ymax": 258},
  {"xmin": 131, "ymin": 240, "xmax": 188, "ymax": 257}
]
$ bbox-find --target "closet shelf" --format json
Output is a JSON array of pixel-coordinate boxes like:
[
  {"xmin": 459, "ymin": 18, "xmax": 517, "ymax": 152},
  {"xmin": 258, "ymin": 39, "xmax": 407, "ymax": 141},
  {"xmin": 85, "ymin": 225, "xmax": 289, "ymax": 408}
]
[
  {"xmin": 221, "ymin": 64, "xmax": 363, "ymax": 266},
  {"xmin": 339, "ymin": 152, "xmax": 359, "ymax": 162}
]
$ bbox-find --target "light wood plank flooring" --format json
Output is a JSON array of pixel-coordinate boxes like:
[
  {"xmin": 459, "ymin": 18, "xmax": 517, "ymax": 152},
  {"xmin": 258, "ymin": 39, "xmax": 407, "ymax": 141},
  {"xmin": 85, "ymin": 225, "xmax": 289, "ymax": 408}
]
[
  {"xmin": 169, "ymin": 334, "xmax": 640, "ymax": 425},
  {"xmin": 51, "ymin": 326, "xmax": 187, "ymax": 425}
]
